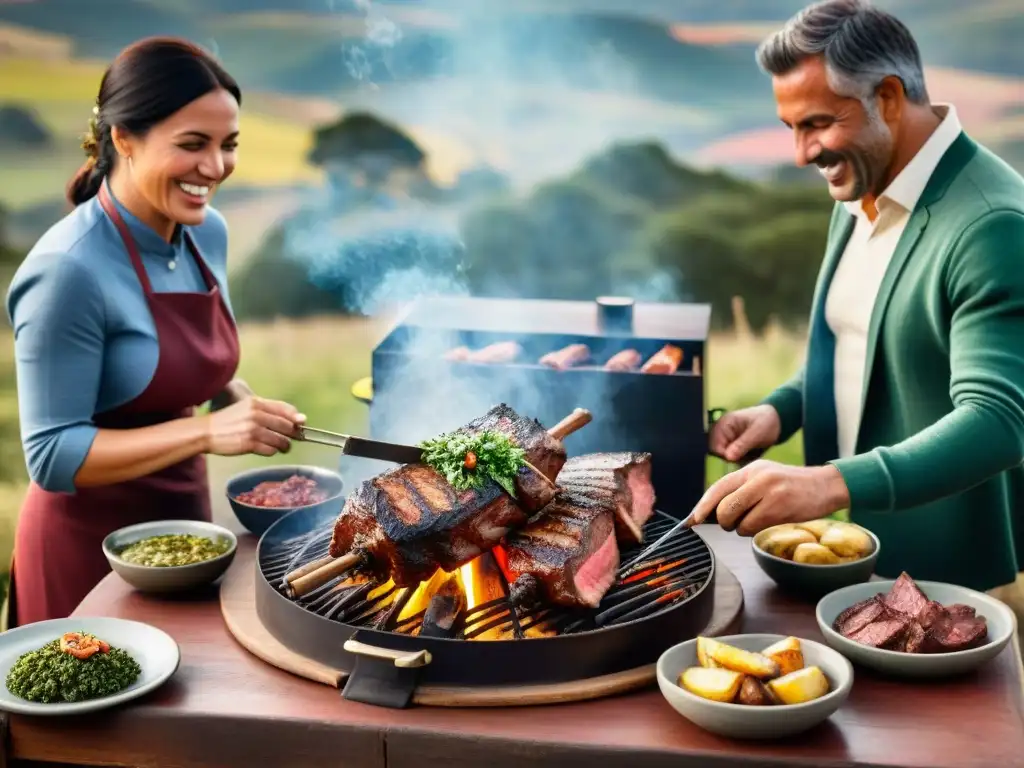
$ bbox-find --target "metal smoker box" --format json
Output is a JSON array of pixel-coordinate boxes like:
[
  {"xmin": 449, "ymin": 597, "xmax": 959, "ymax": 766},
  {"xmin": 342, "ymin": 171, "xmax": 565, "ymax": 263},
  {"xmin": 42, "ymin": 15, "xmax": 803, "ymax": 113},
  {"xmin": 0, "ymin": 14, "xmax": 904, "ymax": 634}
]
[{"xmin": 365, "ymin": 296, "xmax": 711, "ymax": 518}]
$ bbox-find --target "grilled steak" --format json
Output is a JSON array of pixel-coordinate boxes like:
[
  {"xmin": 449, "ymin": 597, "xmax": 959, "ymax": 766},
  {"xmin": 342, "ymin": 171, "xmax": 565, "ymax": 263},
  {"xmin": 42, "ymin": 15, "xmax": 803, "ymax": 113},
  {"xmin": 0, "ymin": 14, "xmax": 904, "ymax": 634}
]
[
  {"xmin": 505, "ymin": 490, "xmax": 620, "ymax": 609},
  {"xmin": 556, "ymin": 452, "xmax": 655, "ymax": 544},
  {"xmin": 328, "ymin": 404, "xmax": 566, "ymax": 586},
  {"xmin": 835, "ymin": 572, "xmax": 989, "ymax": 654}
]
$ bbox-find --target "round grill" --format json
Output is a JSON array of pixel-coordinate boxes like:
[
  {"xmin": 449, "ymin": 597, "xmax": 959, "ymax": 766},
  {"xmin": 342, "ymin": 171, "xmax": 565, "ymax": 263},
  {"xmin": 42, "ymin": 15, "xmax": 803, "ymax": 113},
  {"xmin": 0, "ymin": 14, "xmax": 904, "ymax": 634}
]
[{"xmin": 254, "ymin": 503, "xmax": 716, "ymax": 689}]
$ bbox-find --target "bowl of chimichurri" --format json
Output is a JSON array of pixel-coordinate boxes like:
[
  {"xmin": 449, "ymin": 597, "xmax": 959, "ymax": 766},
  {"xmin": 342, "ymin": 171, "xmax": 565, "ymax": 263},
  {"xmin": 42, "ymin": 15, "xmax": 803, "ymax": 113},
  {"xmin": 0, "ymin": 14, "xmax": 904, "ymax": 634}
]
[{"xmin": 102, "ymin": 520, "xmax": 238, "ymax": 593}]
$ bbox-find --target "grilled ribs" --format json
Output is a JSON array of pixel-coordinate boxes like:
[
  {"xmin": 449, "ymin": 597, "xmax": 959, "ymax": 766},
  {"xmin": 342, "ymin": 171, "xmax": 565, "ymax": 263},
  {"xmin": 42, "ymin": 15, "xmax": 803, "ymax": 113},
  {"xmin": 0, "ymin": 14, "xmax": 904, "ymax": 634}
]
[
  {"xmin": 556, "ymin": 452, "xmax": 655, "ymax": 544},
  {"xmin": 833, "ymin": 573, "xmax": 989, "ymax": 653},
  {"xmin": 328, "ymin": 404, "xmax": 566, "ymax": 586},
  {"xmin": 505, "ymin": 490, "xmax": 620, "ymax": 609}
]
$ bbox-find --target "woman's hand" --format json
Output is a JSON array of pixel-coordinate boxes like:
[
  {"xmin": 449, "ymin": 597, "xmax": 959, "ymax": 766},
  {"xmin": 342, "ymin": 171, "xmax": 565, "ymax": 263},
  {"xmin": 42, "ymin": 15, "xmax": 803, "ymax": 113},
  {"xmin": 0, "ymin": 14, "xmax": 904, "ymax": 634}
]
[{"xmin": 202, "ymin": 396, "xmax": 306, "ymax": 457}]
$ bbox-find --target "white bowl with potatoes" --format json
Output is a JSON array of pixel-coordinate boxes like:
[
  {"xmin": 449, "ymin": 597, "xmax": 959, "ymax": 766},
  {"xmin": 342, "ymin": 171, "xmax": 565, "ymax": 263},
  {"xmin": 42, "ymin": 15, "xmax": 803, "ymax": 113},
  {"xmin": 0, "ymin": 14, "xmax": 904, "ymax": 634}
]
[
  {"xmin": 752, "ymin": 519, "xmax": 880, "ymax": 599},
  {"xmin": 656, "ymin": 634, "xmax": 853, "ymax": 739}
]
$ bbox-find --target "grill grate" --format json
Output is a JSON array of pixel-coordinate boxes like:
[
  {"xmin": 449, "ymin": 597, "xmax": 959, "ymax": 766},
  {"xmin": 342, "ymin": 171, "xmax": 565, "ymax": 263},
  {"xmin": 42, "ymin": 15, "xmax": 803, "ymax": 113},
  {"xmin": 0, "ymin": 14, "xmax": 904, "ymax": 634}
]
[{"xmin": 258, "ymin": 511, "xmax": 712, "ymax": 640}]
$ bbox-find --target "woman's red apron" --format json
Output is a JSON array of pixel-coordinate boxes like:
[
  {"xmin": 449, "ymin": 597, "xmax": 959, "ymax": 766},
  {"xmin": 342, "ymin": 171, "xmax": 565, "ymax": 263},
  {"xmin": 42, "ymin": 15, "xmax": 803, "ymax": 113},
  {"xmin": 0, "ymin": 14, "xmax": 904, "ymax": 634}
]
[{"xmin": 6, "ymin": 185, "xmax": 240, "ymax": 627}]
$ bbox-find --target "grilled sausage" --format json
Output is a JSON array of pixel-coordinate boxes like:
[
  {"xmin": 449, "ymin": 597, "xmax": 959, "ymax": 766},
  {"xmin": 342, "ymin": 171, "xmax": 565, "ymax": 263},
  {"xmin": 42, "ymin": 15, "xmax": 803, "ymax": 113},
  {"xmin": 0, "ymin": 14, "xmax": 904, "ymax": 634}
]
[
  {"xmin": 467, "ymin": 341, "xmax": 522, "ymax": 363},
  {"xmin": 640, "ymin": 344, "xmax": 683, "ymax": 375},
  {"xmin": 604, "ymin": 349, "xmax": 642, "ymax": 372},
  {"xmin": 539, "ymin": 343, "xmax": 591, "ymax": 371}
]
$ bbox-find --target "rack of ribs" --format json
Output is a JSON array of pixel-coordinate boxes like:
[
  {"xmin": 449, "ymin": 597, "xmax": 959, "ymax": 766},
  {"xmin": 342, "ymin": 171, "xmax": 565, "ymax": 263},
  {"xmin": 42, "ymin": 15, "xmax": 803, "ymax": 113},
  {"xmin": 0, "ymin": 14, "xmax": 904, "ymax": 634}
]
[
  {"xmin": 284, "ymin": 405, "xmax": 592, "ymax": 596},
  {"xmin": 505, "ymin": 489, "xmax": 620, "ymax": 610},
  {"xmin": 556, "ymin": 452, "xmax": 655, "ymax": 545}
]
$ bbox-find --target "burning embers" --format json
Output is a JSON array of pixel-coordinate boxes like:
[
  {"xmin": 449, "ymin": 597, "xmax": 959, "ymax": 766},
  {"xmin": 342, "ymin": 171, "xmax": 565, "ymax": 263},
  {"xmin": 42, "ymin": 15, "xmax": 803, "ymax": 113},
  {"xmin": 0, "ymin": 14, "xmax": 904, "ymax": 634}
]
[{"xmin": 259, "ymin": 513, "xmax": 712, "ymax": 642}]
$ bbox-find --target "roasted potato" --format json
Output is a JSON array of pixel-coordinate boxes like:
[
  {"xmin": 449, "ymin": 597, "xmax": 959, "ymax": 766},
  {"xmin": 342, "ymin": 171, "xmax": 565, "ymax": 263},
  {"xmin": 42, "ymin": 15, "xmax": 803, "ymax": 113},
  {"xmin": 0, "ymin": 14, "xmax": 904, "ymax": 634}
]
[
  {"xmin": 761, "ymin": 636, "xmax": 805, "ymax": 676},
  {"xmin": 758, "ymin": 527, "xmax": 817, "ymax": 560},
  {"xmin": 696, "ymin": 636, "xmax": 723, "ymax": 668},
  {"xmin": 819, "ymin": 524, "xmax": 873, "ymax": 559},
  {"xmin": 706, "ymin": 641, "xmax": 781, "ymax": 679},
  {"xmin": 795, "ymin": 519, "xmax": 835, "ymax": 539},
  {"xmin": 766, "ymin": 666, "xmax": 830, "ymax": 705},
  {"xmin": 737, "ymin": 675, "xmax": 775, "ymax": 706},
  {"xmin": 792, "ymin": 542, "xmax": 842, "ymax": 565},
  {"xmin": 679, "ymin": 666, "xmax": 744, "ymax": 703}
]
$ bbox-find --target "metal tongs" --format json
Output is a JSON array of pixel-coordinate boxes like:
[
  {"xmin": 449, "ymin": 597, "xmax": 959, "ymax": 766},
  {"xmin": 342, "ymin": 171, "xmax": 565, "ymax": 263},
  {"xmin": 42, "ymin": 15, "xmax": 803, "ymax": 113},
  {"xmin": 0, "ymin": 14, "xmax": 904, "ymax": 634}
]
[{"xmin": 295, "ymin": 425, "xmax": 425, "ymax": 465}]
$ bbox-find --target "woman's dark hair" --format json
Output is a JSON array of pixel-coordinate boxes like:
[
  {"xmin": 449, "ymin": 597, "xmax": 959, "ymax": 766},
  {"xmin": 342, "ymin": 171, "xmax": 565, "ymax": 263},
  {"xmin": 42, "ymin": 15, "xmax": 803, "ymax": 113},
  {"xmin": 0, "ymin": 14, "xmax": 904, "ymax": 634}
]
[{"xmin": 67, "ymin": 36, "xmax": 242, "ymax": 206}]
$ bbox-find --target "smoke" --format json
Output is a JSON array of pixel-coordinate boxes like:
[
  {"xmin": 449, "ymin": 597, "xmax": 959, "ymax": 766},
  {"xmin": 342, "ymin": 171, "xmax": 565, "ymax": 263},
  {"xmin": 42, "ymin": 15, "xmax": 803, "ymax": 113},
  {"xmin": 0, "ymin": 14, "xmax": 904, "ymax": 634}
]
[{"xmin": 272, "ymin": 2, "xmax": 700, "ymax": 487}]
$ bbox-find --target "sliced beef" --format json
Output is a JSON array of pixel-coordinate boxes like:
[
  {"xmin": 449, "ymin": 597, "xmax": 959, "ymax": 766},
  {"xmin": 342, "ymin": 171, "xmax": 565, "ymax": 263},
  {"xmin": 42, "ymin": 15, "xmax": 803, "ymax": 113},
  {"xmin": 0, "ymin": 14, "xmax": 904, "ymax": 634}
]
[
  {"xmin": 947, "ymin": 603, "xmax": 977, "ymax": 620},
  {"xmin": 922, "ymin": 614, "xmax": 989, "ymax": 653},
  {"xmin": 897, "ymin": 621, "xmax": 927, "ymax": 653},
  {"xmin": 505, "ymin": 490, "xmax": 620, "ymax": 609},
  {"xmin": 837, "ymin": 572, "xmax": 989, "ymax": 655},
  {"xmin": 883, "ymin": 572, "xmax": 929, "ymax": 617},
  {"xmin": 916, "ymin": 600, "xmax": 949, "ymax": 630},
  {"xmin": 557, "ymin": 452, "xmax": 655, "ymax": 544},
  {"xmin": 833, "ymin": 596, "xmax": 888, "ymax": 636},
  {"xmin": 847, "ymin": 616, "xmax": 911, "ymax": 649}
]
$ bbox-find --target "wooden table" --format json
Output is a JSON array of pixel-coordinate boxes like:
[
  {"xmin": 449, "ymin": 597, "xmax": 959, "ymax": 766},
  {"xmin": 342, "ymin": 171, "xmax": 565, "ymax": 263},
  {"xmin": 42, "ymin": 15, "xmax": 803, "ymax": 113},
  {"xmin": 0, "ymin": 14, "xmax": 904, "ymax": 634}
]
[{"xmin": 6, "ymin": 525, "xmax": 1024, "ymax": 768}]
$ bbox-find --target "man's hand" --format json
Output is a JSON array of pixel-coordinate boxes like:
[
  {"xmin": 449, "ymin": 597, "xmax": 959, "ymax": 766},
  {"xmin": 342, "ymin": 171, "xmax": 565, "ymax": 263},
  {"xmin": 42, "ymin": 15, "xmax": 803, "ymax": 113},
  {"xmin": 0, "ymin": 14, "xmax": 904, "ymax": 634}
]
[
  {"xmin": 686, "ymin": 460, "xmax": 851, "ymax": 536},
  {"xmin": 709, "ymin": 405, "xmax": 782, "ymax": 464}
]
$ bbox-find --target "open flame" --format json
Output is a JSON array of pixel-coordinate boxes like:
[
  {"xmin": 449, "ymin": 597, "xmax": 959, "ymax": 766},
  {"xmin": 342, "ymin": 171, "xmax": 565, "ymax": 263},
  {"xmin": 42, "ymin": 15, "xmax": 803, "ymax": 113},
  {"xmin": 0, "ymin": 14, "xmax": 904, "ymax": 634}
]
[{"xmin": 331, "ymin": 546, "xmax": 559, "ymax": 639}]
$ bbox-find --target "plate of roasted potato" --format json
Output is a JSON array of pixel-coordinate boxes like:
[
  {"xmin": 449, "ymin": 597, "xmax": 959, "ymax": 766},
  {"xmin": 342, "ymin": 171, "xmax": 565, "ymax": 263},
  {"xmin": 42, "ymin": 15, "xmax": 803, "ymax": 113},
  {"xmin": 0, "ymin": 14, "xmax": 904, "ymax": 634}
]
[
  {"xmin": 752, "ymin": 520, "xmax": 880, "ymax": 598},
  {"xmin": 656, "ymin": 634, "xmax": 853, "ymax": 739}
]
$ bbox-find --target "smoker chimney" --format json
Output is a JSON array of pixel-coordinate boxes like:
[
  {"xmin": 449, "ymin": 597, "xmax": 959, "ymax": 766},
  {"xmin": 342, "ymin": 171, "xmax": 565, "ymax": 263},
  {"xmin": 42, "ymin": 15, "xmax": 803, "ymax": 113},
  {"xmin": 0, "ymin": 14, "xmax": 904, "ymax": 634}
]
[{"xmin": 595, "ymin": 296, "xmax": 634, "ymax": 334}]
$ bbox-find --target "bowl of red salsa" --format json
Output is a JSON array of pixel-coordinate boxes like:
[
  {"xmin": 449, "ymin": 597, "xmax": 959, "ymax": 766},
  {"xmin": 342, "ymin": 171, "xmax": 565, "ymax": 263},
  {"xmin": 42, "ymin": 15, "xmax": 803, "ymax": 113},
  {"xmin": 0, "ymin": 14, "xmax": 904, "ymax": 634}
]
[{"xmin": 226, "ymin": 465, "xmax": 345, "ymax": 537}]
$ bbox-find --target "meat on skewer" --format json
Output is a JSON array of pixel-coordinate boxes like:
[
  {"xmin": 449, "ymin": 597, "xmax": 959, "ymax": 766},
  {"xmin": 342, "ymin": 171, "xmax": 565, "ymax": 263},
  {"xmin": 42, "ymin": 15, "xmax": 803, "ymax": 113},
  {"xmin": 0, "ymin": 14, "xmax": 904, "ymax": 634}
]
[
  {"xmin": 284, "ymin": 405, "xmax": 593, "ymax": 597},
  {"xmin": 556, "ymin": 452, "xmax": 655, "ymax": 545},
  {"xmin": 640, "ymin": 344, "xmax": 683, "ymax": 375},
  {"xmin": 539, "ymin": 343, "xmax": 591, "ymax": 371},
  {"xmin": 604, "ymin": 349, "xmax": 642, "ymax": 372},
  {"xmin": 505, "ymin": 489, "xmax": 620, "ymax": 610}
]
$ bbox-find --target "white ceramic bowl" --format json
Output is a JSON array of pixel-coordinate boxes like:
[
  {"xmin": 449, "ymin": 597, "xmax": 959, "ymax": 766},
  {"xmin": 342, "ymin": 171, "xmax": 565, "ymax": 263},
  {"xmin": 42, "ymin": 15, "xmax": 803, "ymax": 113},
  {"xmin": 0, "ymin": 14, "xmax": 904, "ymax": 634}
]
[
  {"xmin": 752, "ymin": 522, "xmax": 880, "ymax": 599},
  {"xmin": 816, "ymin": 580, "xmax": 1017, "ymax": 678},
  {"xmin": 656, "ymin": 633, "xmax": 853, "ymax": 739},
  {"xmin": 102, "ymin": 519, "xmax": 237, "ymax": 593}
]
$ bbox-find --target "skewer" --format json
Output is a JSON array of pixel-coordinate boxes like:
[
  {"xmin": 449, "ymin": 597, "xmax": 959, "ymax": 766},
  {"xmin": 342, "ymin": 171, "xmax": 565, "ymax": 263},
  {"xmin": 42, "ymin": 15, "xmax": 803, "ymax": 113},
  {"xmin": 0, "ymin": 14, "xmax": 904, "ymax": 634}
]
[
  {"xmin": 282, "ymin": 407, "xmax": 593, "ymax": 598},
  {"xmin": 286, "ymin": 552, "xmax": 364, "ymax": 598}
]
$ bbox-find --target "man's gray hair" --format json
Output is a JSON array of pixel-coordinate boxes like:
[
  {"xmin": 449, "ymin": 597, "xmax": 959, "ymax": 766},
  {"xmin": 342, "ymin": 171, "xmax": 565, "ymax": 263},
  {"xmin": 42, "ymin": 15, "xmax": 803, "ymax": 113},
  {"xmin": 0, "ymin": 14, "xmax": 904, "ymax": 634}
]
[{"xmin": 756, "ymin": 0, "xmax": 929, "ymax": 106}]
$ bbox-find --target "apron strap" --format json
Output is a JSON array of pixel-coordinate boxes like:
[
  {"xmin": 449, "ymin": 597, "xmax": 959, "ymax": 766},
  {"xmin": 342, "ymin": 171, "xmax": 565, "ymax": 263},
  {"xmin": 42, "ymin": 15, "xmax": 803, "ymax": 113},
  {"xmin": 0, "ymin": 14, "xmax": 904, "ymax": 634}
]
[
  {"xmin": 184, "ymin": 232, "xmax": 219, "ymax": 293},
  {"xmin": 97, "ymin": 182, "xmax": 154, "ymax": 295}
]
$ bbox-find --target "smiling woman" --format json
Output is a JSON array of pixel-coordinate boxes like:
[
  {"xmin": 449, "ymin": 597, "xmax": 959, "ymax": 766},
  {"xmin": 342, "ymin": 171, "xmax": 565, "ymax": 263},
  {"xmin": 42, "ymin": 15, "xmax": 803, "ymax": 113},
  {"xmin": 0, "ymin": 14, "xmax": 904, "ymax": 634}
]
[{"xmin": 4, "ymin": 37, "xmax": 307, "ymax": 629}]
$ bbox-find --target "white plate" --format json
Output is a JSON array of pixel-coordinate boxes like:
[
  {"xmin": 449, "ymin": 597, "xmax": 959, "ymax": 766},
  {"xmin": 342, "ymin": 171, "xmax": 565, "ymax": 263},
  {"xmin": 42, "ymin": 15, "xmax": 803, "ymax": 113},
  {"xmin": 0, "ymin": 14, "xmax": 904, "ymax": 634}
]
[{"xmin": 0, "ymin": 617, "xmax": 180, "ymax": 715}]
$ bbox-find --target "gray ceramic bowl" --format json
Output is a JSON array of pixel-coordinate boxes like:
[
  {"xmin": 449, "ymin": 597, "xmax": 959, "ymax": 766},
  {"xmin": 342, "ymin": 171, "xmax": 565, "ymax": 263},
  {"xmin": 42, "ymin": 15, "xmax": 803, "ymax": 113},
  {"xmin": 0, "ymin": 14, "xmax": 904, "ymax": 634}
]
[
  {"xmin": 102, "ymin": 519, "xmax": 237, "ymax": 593},
  {"xmin": 225, "ymin": 464, "xmax": 345, "ymax": 538},
  {"xmin": 752, "ymin": 522, "xmax": 880, "ymax": 599},
  {"xmin": 816, "ymin": 580, "xmax": 1017, "ymax": 678},
  {"xmin": 657, "ymin": 633, "xmax": 853, "ymax": 740}
]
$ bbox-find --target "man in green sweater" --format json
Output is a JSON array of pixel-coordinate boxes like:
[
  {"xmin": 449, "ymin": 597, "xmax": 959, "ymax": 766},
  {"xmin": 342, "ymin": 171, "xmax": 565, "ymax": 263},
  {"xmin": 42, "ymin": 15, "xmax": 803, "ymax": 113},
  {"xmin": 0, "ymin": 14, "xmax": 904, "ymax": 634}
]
[{"xmin": 690, "ymin": 0, "xmax": 1024, "ymax": 610}]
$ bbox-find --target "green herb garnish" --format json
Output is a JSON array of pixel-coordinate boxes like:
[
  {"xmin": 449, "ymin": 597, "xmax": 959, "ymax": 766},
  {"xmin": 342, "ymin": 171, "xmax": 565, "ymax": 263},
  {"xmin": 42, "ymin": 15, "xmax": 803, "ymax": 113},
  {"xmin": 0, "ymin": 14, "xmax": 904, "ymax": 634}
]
[
  {"xmin": 6, "ymin": 634, "xmax": 142, "ymax": 704},
  {"xmin": 419, "ymin": 429, "xmax": 527, "ymax": 497}
]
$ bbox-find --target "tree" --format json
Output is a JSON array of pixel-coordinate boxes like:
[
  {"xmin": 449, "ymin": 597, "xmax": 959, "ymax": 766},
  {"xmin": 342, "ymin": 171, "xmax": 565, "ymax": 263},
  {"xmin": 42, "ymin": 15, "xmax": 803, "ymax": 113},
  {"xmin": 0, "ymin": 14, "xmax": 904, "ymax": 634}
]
[{"xmin": 307, "ymin": 112, "xmax": 427, "ymax": 191}]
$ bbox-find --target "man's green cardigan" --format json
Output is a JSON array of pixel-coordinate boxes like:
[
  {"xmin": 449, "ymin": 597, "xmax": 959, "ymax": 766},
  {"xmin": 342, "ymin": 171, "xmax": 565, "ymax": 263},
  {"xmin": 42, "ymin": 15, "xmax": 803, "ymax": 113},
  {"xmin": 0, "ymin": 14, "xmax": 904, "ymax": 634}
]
[{"xmin": 762, "ymin": 132, "xmax": 1024, "ymax": 592}]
